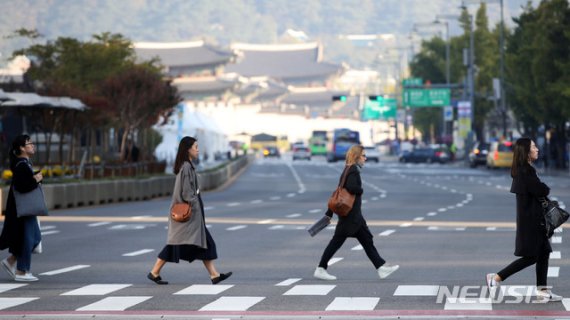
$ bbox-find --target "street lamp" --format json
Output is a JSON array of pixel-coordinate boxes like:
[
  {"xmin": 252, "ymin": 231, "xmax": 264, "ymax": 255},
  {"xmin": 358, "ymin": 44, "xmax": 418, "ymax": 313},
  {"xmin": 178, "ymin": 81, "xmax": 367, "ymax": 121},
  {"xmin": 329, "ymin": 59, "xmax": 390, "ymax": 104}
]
[{"xmin": 462, "ymin": 0, "xmax": 507, "ymax": 137}]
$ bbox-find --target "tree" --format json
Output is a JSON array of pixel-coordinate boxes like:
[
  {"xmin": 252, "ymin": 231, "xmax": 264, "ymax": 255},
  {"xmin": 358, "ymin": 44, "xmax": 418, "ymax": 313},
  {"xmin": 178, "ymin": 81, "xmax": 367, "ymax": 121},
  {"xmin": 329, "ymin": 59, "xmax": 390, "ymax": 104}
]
[{"xmin": 99, "ymin": 64, "xmax": 181, "ymax": 161}]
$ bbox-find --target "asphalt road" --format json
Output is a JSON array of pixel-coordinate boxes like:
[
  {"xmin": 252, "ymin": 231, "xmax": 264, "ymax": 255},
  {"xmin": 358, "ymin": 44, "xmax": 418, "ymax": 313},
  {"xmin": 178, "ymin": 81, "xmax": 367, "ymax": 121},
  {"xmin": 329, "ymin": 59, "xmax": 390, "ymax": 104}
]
[{"xmin": 1, "ymin": 155, "xmax": 570, "ymax": 319}]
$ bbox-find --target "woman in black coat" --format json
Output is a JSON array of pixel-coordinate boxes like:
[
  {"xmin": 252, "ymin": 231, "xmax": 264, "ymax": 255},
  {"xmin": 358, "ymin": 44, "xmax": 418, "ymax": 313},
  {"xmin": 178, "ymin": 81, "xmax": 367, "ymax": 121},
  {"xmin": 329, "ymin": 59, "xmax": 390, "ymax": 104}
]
[
  {"xmin": 0, "ymin": 135, "xmax": 43, "ymax": 282},
  {"xmin": 314, "ymin": 145, "xmax": 399, "ymax": 280},
  {"xmin": 486, "ymin": 138, "xmax": 561, "ymax": 301}
]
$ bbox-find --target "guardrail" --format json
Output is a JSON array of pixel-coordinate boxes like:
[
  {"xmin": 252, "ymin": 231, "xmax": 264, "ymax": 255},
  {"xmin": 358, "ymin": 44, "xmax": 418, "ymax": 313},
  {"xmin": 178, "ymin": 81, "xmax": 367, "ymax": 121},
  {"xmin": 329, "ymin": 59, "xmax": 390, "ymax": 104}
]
[{"xmin": 1, "ymin": 155, "xmax": 252, "ymax": 212}]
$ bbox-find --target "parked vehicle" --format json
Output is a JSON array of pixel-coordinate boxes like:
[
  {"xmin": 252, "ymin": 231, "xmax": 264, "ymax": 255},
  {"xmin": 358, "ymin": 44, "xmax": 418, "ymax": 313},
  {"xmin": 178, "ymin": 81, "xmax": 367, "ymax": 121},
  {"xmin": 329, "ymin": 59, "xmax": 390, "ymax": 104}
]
[
  {"xmin": 363, "ymin": 146, "xmax": 380, "ymax": 163},
  {"xmin": 468, "ymin": 142, "xmax": 490, "ymax": 167},
  {"xmin": 399, "ymin": 147, "xmax": 448, "ymax": 164},
  {"xmin": 486, "ymin": 141, "xmax": 513, "ymax": 169},
  {"xmin": 263, "ymin": 146, "xmax": 281, "ymax": 158},
  {"xmin": 292, "ymin": 146, "xmax": 311, "ymax": 161}
]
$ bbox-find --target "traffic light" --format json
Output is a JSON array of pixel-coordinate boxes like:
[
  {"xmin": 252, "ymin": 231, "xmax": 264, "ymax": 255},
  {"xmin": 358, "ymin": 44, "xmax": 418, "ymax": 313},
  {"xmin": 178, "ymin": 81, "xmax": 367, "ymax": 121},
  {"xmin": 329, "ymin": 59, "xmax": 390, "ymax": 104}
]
[{"xmin": 332, "ymin": 95, "xmax": 347, "ymax": 102}]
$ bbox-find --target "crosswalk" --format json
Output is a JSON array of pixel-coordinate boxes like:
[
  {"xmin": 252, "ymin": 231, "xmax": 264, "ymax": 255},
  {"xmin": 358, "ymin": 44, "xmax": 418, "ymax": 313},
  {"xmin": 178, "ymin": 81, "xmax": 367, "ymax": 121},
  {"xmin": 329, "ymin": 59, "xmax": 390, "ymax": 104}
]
[{"xmin": 2, "ymin": 282, "xmax": 570, "ymax": 312}]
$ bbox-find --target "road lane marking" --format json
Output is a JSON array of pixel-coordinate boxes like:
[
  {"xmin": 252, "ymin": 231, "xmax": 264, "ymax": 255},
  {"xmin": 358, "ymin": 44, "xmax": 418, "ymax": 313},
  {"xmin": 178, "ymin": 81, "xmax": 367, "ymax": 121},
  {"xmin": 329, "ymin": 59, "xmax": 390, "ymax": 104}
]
[
  {"xmin": 258, "ymin": 219, "xmax": 275, "ymax": 224},
  {"xmin": 563, "ymin": 298, "xmax": 570, "ymax": 311},
  {"xmin": 76, "ymin": 296, "xmax": 152, "ymax": 311},
  {"xmin": 286, "ymin": 213, "xmax": 302, "ymax": 218},
  {"xmin": 379, "ymin": 230, "xmax": 395, "ymax": 236},
  {"xmin": 0, "ymin": 298, "xmax": 38, "ymax": 310},
  {"xmin": 309, "ymin": 209, "xmax": 321, "ymax": 214},
  {"xmin": 174, "ymin": 285, "xmax": 233, "ymax": 295},
  {"xmin": 40, "ymin": 265, "xmax": 90, "ymax": 276},
  {"xmin": 328, "ymin": 257, "xmax": 343, "ymax": 266},
  {"xmin": 250, "ymin": 200, "xmax": 263, "ymax": 204},
  {"xmin": 486, "ymin": 227, "xmax": 497, "ymax": 231},
  {"xmin": 41, "ymin": 230, "xmax": 59, "ymax": 236},
  {"xmin": 88, "ymin": 222, "xmax": 112, "ymax": 227},
  {"xmin": 122, "ymin": 249, "xmax": 154, "ymax": 257},
  {"xmin": 283, "ymin": 285, "xmax": 335, "ymax": 296},
  {"xmin": 226, "ymin": 225, "xmax": 247, "ymax": 231},
  {"xmin": 0, "ymin": 284, "xmax": 27, "ymax": 293},
  {"xmin": 438, "ymin": 208, "xmax": 447, "ymax": 212},
  {"xmin": 394, "ymin": 285, "xmax": 440, "ymax": 296},
  {"xmin": 268, "ymin": 225, "xmax": 284, "ymax": 230},
  {"xmin": 548, "ymin": 267, "xmax": 560, "ymax": 277},
  {"xmin": 131, "ymin": 215, "xmax": 152, "ymax": 220},
  {"xmin": 40, "ymin": 225, "xmax": 56, "ymax": 230},
  {"xmin": 200, "ymin": 296, "xmax": 265, "ymax": 311},
  {"xmin": 427, "ymin": 212, "xmax": 437, "ymax": 216},
  {"xmin": 444, "ymin": 298, "xmax": 492, "ymax": 310},
  {"xmin": 551, "ymin": 251, "xmax": 561, "ymax": 259},
  {"xmin": 552, "ymin": 236, "xmax": 562, "ymax": 244},
  {"xmin": 325, "ymin": 297, "xmax": 379, "ymax": 311},
  {"xmin": 287, "ymin": 193, "xmax": 296, "ymax": 198},
  {"xmin": 276, "ymin": 278, "xmax": 301, "ymax": 286},
  {"xmin": 270, "ymin": 196, "xmax": 281, "ymax": 200},
  {"xmin": 400, "ymin": 223, "xmax": 413, "ymax": 227},
  {"xmin": 351, "ymin": 245, "xmax": 363, "ymax": 251},
  {"xmin": 287, "ymin": 163, "xmax": 306, "ymax": 193},
  {"xmin": 227, "ymin": 202, "xmax": 240, "ymax": 207},
  {"xmin": 62, "ymin": 284, "xmax": 131, "ymax": 296},
  {"xmin": 413, "ymin": 217, "xmax": 424, "ymax": 221}
]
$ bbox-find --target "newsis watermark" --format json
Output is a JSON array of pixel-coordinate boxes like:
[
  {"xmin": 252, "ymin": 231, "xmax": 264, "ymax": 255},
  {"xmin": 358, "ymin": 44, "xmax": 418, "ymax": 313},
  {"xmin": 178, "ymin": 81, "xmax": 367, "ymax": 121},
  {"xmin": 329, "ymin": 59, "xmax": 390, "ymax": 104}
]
[{"xmin": 436, "ymin": 285, "xmax": 553, "ymax": 304}]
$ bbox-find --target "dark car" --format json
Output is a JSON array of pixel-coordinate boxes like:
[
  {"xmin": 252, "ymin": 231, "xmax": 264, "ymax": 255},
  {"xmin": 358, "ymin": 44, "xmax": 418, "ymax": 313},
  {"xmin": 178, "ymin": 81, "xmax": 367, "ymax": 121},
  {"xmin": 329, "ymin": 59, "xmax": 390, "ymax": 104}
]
[
  {"xmin": 468, "ymin": 142, "xmax": 490, "ymax": 167},
  {"xmin": 399, "ymin": 148, "xmax": 448, "ymax": 164},
  {"xmin": 263, "ymin": 146, "xmax": 281, "ymax": 158}
]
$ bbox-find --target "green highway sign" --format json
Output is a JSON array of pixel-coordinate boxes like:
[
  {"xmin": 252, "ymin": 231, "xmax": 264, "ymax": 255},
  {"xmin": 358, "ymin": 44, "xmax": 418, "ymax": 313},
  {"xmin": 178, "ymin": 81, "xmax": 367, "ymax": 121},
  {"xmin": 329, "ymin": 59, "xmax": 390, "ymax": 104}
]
[
  {"xmin": 403, "ymin": 88, "xmax": 450, "ymax": 107},
  {"xmin": 402, "ymin": 78, "xmax": 423, "ymax": 86},
  {"xmin": 362, "ymin": 97, "xmax": 397, "ymax": 120}
]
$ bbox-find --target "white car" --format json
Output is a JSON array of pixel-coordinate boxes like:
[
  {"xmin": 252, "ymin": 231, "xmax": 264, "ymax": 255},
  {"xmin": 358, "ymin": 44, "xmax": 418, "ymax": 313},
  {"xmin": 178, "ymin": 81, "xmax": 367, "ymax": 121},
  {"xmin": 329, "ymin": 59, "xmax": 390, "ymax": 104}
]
[
  {"xmin": 363, "ymin": 146, "xmax": 380, "ymax": 163},
  {"xmin": 292, "ymin": 146, "xmax": 311, "ymax": 161}
]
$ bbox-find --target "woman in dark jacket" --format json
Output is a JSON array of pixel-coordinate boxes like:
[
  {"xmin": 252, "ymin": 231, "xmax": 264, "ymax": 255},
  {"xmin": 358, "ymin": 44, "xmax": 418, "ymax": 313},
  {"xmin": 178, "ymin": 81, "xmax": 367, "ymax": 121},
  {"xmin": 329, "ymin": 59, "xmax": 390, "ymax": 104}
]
[
  {"xmin": 486, "ymin": 138, "xmax": 561, "ymax": 301},
  {"xmin": 314, "ymin": 145, "xmax": 399, "ymax": 280},
  {"xmin": 0, "ymin": 135, "xmax": 43, "ymax": 282}
]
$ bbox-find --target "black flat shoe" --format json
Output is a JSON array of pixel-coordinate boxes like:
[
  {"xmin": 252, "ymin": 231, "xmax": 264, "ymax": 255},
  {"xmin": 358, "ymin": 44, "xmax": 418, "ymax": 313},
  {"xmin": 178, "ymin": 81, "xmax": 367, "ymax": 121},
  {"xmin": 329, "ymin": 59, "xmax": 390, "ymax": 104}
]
[
  {"xmin": 147, "ymin": 272, "xmax": 168, "ymax": 285},
  {"xmin": 211, "ymin": 272, "xmax": 232, "ymax": 284}
]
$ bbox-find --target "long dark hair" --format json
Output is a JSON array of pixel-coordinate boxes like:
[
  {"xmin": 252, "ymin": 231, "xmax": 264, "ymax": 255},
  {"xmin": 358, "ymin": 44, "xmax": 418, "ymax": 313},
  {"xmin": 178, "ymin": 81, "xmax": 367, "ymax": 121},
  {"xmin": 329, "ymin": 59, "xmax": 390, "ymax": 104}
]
[
  {"xmin": 9, "ymin": 134, "xmax": 30, "ymax": 170},
  {"xmin": 511, "ymin": 137, "xmax": 532, "ymax": 178},
  {"xmin": 173, "ymin": 136, "xmax": 197, "ymax": 174}
]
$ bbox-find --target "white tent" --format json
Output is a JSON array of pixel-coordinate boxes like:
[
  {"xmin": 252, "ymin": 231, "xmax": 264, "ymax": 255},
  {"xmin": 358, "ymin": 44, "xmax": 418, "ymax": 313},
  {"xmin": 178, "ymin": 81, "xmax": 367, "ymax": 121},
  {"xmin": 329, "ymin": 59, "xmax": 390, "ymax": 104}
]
[{"xmin": 154, "ymin": 103, "xmax": 227, "ymax": 165}]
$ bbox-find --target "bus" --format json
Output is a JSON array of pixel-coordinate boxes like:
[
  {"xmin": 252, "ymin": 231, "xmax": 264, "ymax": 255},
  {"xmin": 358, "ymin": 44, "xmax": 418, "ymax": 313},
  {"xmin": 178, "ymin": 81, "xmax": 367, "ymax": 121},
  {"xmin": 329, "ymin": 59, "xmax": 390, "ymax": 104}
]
[
  {"xmin": 309, "ymin": 130, "xmax": 328, "ymax": 155},
  {"xmin": 326, "ymin": 129, "xmax": 361, "ymax": 162}
]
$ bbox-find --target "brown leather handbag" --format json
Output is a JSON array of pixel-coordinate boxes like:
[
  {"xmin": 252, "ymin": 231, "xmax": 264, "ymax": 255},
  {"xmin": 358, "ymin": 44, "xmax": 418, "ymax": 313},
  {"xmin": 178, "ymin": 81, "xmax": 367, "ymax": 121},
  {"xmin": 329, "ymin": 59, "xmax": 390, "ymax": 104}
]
[
  {"xmin": 171, "ymin": 202, "xmax": 191, "ymax": 222},
  {"xmin": 327, "ymin": 167, "xmax": 355, "ymax": 217}
]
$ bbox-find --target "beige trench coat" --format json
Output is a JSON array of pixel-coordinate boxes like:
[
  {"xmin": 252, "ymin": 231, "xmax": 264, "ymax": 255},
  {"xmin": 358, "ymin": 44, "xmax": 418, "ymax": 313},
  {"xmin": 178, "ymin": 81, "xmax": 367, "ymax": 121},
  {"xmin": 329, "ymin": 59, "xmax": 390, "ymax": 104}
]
[{"xmin": 166, "ymin": 161, "xmax": 207, "ymax": 248}]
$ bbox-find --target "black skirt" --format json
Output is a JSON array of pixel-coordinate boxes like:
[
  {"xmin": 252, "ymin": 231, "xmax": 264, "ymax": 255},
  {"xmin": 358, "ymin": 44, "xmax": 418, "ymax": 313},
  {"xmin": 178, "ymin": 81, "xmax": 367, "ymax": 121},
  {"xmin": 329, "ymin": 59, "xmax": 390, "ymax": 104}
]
[{"xmin": 158, "ymin": 195, "xmax": 218, "ymax": 263}]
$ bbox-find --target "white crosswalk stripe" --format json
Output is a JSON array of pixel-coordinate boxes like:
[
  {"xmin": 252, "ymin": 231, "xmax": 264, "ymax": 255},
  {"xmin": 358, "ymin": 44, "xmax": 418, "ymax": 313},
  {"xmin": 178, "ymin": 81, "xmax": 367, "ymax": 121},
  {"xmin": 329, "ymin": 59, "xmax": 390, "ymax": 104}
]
[
  {"xmin": 325, "ymin": 297, "xmax": 379, "ymax": 310},
  {"xmin": 199, "ymin": 296, "xmax": 265, "ymax": 311},
  {"xmin": 283, "ymin": 285, "xmax": 335, "ymax": 296},
  {"xmin": 76, "ymin": 296, "xmax": 152, "ymax": 311},
  {"xmin": 174, "ymin": 285, "xmax": 233, "ymax": 295},
  {"xmin": 0, "ymin": 298, "xmax": 38, "ymax": 310},
  {"xmin": 61, "ymin": 284, "xmax": 131, "ymax": 296}
]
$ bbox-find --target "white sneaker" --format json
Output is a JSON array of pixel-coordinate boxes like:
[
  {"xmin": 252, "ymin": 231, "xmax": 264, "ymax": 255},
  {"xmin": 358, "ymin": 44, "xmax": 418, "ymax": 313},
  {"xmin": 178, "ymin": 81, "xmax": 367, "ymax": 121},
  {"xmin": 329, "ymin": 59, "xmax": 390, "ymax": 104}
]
[
  {"xmin": 314, "ymin": 267, "xmax": 337, "ymax": 280},
  {"xmin": 1, "ymin": 258, "xmax": 16, "ymax": 279},
  {"xmin": 378, "ymin": 263, "xmax": 399, "ymax": 279},
  {"xmin": 536, "ymin": 289, "xmax": 563, "ymax": 302},
  {"xmin": 14, "ymin": 273, "xmax": 38, "ymax": 282},
  {"xmin": 486, "ymin": 273, "xmax": 500, "ymax": 290}
]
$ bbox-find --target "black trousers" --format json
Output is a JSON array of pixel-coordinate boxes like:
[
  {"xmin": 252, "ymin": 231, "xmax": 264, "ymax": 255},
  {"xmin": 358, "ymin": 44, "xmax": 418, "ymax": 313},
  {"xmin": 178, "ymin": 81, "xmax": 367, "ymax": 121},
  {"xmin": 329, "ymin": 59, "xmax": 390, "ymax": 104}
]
[
  {"xmin": 497, "ymin": 251, "xmax": 550, "ymax": 287},
  {"xmin": 318, "ymin": 225, "xmax": 385, "ymax": 269}
]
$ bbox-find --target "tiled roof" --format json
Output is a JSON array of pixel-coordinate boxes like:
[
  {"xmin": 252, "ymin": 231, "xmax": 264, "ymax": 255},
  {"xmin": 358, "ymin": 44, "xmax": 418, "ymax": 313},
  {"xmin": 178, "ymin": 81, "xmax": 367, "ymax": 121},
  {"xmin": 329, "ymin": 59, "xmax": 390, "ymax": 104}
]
[
  {"xmin": 225, "ymin": 43, "xmax": 343, "ymax": 83},
  {"xmin": 134, "ymin": 41, "xmax": 234, "ymax": 68},
  {"xmin": 173, "ymin": 76, "xmax": 238, "ymax": 94}
]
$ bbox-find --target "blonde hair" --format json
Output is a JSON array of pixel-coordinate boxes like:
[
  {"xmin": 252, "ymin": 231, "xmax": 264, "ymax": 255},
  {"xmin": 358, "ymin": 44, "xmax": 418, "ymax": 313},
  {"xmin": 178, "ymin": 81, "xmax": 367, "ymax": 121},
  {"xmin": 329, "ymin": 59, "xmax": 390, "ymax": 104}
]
[{"xmin": 345, "ymin": 145, "xmax": 364, "ymax": 166}]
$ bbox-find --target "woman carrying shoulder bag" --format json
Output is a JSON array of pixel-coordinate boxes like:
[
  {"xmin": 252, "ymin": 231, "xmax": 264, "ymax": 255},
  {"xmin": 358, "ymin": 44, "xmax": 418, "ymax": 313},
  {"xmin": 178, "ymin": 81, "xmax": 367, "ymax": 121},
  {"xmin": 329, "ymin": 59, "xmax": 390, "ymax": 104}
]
[
  {"xmin": 486, "ymin": 138, "xmax": 562, "ymax": 302},
  {"xmin": 0, "ymin": 135, "xmax": 43, "ymax": 282},
  {"xmin": 314, "ymin": 145, "xmax": 399, "ymax": 281},
  {"xmin": 148, "ymin": 136, "xmax": 232, "ymax": 285}
]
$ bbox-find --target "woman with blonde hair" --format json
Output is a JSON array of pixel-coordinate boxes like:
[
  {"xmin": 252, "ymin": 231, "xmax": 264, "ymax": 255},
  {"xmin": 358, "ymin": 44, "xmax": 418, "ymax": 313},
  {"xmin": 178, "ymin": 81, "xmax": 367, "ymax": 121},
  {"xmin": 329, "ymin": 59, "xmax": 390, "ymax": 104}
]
[{"xmin": 314, "ymin": 145, "xmax": 399, "ymax": 280}]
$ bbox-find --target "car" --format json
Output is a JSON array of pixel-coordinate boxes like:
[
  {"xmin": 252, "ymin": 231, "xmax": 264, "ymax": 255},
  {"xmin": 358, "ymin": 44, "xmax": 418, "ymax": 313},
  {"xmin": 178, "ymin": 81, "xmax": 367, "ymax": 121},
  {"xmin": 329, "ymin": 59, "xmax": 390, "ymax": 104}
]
[
  {"xmin": 399, "ymin": 147, "xmax": 448, "ymax": 164},
  {"xmin": 263, "ymin": 146, "xmax": 281, "ymax": 158},
  {"xmin": 468, "ymin": 142, "xmax": 490, "ymax": 167},
  {"xmin": 292, "ymin": 146, "xmax": 311, "ymax": 161},
  {"xmin": 486, "ymin": 141, "xmax": 513, "ymax": 169},
  {"xmin": 363, "ymin": 146, "xmax": 380, "ymax": 163}
]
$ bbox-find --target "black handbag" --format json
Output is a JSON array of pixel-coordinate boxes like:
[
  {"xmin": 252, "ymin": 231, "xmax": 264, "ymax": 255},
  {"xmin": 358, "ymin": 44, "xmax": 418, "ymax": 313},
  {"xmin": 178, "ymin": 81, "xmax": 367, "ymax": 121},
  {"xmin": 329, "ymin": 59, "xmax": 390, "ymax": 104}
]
[{"xmin": 540, "ymin": 198, "xmax": 569, "ymax": 238}]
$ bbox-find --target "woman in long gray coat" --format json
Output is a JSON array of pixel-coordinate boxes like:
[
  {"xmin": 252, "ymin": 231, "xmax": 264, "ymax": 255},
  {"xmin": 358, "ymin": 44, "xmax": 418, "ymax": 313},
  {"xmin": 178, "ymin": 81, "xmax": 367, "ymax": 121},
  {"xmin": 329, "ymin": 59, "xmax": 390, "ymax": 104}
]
[
  {"xmin": 486, "ymin": 138, "xmax": 561, "ymax": 302},
  {"xmin": 148, "ymin": 136, "xmax": 232, "ymax": 285}
]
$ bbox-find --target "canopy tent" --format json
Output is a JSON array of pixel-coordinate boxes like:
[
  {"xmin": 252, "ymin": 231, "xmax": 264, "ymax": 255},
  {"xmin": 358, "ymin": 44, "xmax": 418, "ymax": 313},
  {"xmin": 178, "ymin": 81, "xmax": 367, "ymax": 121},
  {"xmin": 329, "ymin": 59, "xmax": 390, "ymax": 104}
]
[{"xmin": 0, "ymin": 91, "xmax": 87, "ymax": 110}]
